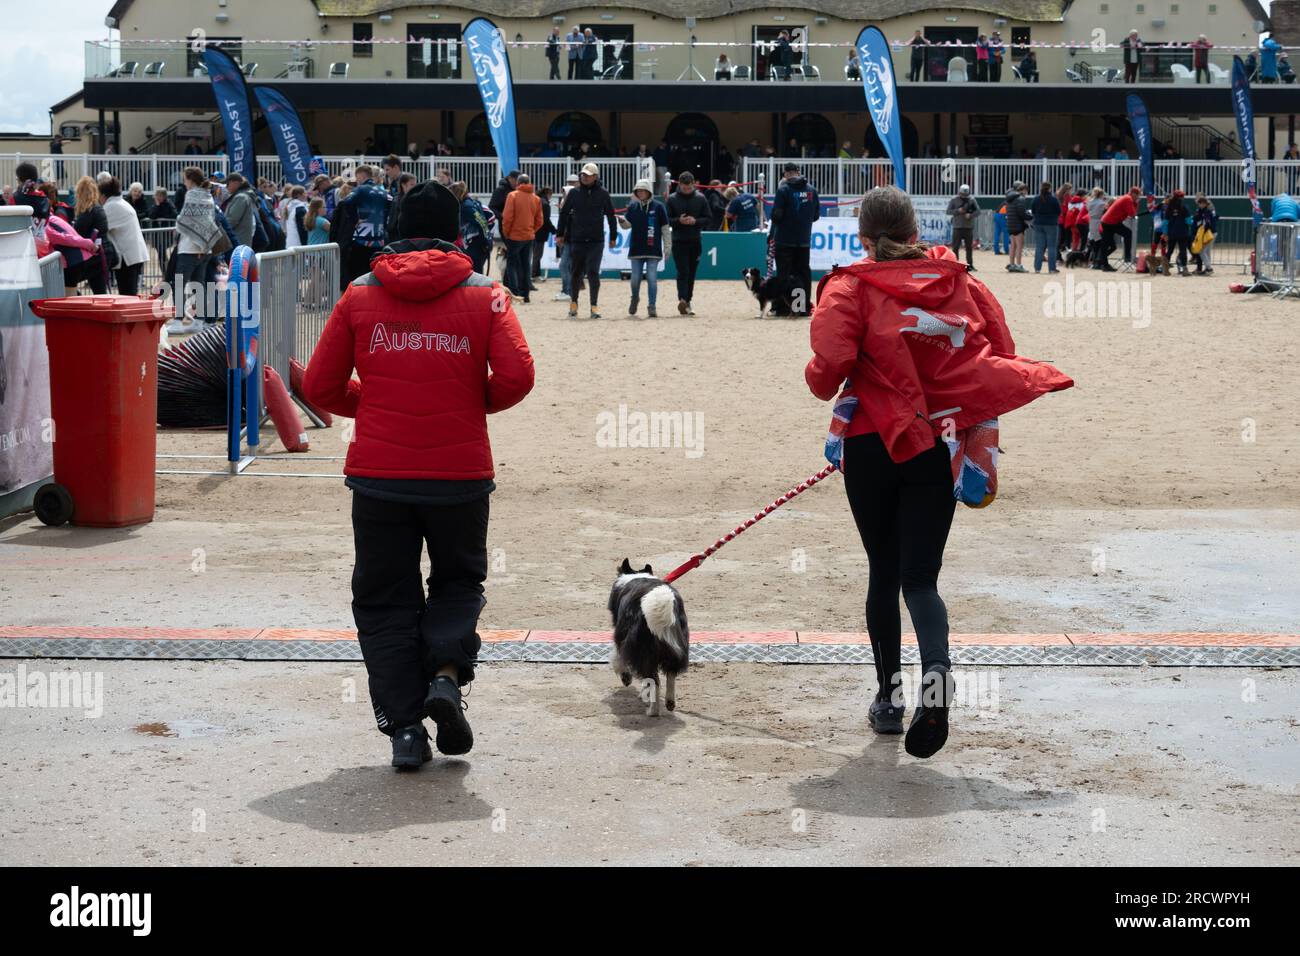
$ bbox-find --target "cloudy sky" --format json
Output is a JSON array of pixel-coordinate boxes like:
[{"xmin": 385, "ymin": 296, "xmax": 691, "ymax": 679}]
[
  {"xmin": 0, "ymin": 0, "xmax": 1279, "ymax": 135},
  {"xmin": 0, "ymin": 0, "xmax": 110, "ymax": 134}
]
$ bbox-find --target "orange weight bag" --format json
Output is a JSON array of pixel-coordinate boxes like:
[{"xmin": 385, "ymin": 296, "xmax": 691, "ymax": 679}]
[{"xmin": 263, "ymin": 365, "xmax": 309, "ymax": 452}]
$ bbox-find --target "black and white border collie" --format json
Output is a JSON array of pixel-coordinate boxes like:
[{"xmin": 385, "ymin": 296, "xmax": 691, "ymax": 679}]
[
  {"xmin": 741, "ymin": 267, "xmax": 798, "ymax": 317},
  {"xmin": 607, "ymin": 559, "xmax": 690, "ymax": 716}
]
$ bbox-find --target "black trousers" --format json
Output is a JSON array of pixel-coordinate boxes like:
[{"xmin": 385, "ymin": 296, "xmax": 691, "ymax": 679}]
[
  {"xmin": 548, "ymin": 57, "xmax": 561, "ymax": 80},
  {"xmin": 909, "ymin": 57, "xmax": 924, "ymax": 82},
  {"xmin": 504, "ymin": 237, "xmax": 532, "ymax": 299},
  {"xmin": 843, "ymin": 433, "xmax": 956, "ymax": 696},
  {"xmin": 567, "ymin": 239, "xmax": 604, "ymax": 305},
  {"xmin": 1101, "ymin": 221, "xmax": 1132, "ymax": 262},
  {"xmin": 344, "ymin": 245, "xmax": 377, "ymax": 286},
  {"xmin": 351, "ymin": 492, "xmax": 488, "ymax": 735},
  {"xmin": 951, "ymin": 228, "xmax": 975, "ymax": 266},
  {"xmin": 1170, "ymin": 235, "xmax": 1191, "ymax": 271},
  {"xmin": 531, "ymin": 236, "xmax": 546, "ymax": 277},
  {"xmin": 672, "ymin": 241, "xmax": 701, "ymax": 303},
  {"xmin": 115, "ymin": 261, "xmax": 143, "ymax": 296},
  {"xmin": 774, "ymin": 244, "xmax": 812, "ymax": 314},
  {"xmin": 567, "ymin": 58, "xmax": 577, "ymax": 80}
]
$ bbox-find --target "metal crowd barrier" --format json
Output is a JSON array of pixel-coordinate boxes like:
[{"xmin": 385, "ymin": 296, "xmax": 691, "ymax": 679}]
[
  {"xmin": 1208, "ymin": 217, "xmax": 1256, "ymax": 272},
  {"xmin": 38, "ymin": 252, "xmax": 65, "ymax": 298},
  {"xmin": 255, "ymin": 243, "xmax": 341, "ymax": 413},
  {"xmin": 1254, "ymin": 221, "xmax": 1300, "ymax": 296},
  {"xmin": 140, "ymin": 225, "xmax": 175, "ymax": 292}
]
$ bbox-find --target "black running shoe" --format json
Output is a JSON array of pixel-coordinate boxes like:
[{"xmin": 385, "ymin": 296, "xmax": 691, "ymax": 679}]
[
  {"xmin": 391, "ymin": 723, "xmax": 432, "ymax": 770},
  {"xmin": 425, "ymin": 675, "xmax": 474, "ymax": 755},
  {"xmin": 905, "ymin": 665, "xmax": 955, "ymax": 759},
  {"xmin": 867, "ymin": 692, "xmax": 904, "ymax": 734}
]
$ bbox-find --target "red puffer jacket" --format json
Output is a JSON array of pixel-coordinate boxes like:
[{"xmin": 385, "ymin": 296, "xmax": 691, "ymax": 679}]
[
  {"xmin": 805, "ymin": 247, "xmax": 1072, "ymax": 463},
  {"xmin": 303, "ymin": 240, "xmax": 534, "ymax": 479}
]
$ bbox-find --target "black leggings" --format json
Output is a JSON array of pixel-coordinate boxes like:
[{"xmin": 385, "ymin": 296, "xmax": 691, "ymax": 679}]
[
  {"xmin": 351, "ymin": 492, "xmax": 488, "ymax": 735},
  {"xmin": 842, "ymin": 433, "xmax": 956, "ymax": 696}
]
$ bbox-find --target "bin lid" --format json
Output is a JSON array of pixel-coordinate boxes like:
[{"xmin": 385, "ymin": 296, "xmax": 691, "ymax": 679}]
[{"xmin": 29, "ymin": 295, "xmax": 173, "ymax": 324}]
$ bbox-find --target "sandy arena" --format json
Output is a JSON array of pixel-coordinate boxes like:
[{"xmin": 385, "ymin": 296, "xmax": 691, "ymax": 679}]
[
  {"xmin": 3, "ymin": 250, "xmax": 1297, "ymax": 633},
  {"xmin": 2, "ymin": 250, "xmax": 1298, "ymax": 867}
]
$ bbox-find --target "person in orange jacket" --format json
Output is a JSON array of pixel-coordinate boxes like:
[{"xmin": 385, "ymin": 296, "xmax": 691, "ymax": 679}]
[{"xmin": 502, "ymin": 173, "xmax": 544, "ymax": 302}]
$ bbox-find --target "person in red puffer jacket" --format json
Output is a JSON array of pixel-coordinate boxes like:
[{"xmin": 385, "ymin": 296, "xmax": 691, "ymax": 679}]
[
  {"xmin": 805, "ymin": 186, "xmax": 1071, "ymax": 760},
  {"xmin": 304, "ymin": 180, "xmax": 534, "ymax": 768}
]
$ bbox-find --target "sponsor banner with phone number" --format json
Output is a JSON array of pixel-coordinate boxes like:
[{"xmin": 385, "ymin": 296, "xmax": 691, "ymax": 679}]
[{"xmin": 808, "ymin": 197, "xmax": 952, "ymax": 272}]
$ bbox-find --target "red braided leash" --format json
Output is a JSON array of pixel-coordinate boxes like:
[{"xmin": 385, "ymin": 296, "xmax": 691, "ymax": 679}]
[{"xmin": 661, "ymin": 463, "xmax": 839, "ymax": 585}]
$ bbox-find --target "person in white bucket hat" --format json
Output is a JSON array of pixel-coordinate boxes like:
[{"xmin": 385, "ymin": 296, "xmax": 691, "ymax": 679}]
[{"xmin": 617, "ymin": 178, "xmax": 669, "ymax": 317}]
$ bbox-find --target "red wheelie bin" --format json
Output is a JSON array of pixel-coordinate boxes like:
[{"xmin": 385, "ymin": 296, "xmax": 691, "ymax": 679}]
[{"xmin": 27, "ymin": 295, "xmax": 169, "ymax": 527}]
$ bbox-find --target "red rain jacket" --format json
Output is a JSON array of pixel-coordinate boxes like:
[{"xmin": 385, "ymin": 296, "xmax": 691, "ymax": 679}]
[
  {"xmin": 805, "ymin": 247, "xmax": 1073, "ymax": 463},
  {"xmin": 303, "ymin": 240, "xmax": 534, "ymax": 479}
]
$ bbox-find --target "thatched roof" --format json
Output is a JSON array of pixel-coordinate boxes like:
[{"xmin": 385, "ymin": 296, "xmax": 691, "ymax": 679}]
[{"xmin": 312, "ymin": 0, "xmax": 1071, "ymax": 23}]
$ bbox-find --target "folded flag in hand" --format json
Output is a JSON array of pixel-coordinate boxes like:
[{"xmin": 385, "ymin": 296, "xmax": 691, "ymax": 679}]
[{"xmin": 944, "ymin": 418, "xmax": 999, "ymax": 508}]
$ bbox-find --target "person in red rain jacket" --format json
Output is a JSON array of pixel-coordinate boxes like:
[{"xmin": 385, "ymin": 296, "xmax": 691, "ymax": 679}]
[
  {"xmin": 1098, "ymin": 186, "xmax": 1142, "ymax": 270},
  {"xmin": 303, "ymin": 180, "xmax": 534, "ymax": 768},
  {"xmin": 1064, "ymin": 189, "xmax": 1089, "ymax": 251},
  {"xmin": 805, "ymin": 186, "xmax": 1072, "ymax": 759}
]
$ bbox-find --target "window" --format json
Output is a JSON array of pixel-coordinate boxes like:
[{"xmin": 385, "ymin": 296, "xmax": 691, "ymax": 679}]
[
  {"xmin": 407, "ymin": 24, "xmax": 461, "ymax": 79},
  {"xmin": 923, "ymin": 25, "xmax": 977, "ymax": 81},
  {"xmin": 353, "ymin": 23, "xmax": 373, "ymax": 58},
  {"xmin": 753, "ymin": 24, "xmax": 806, "ymax": 80},
  {"xmin": 580, "ymin": 23, "xmax": 634, "ymax": 79}
]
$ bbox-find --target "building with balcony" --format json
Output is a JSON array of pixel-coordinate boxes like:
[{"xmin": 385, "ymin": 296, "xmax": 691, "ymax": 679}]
[{"xmin": 18, "ymin": 0, "xmax": 1297, "ymax": 180}]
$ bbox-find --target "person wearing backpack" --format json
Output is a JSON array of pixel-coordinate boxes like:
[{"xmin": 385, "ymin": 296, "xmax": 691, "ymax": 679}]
[{"xmin": 221, "ymin": 172, "xmax": 258, "ymax": 249}]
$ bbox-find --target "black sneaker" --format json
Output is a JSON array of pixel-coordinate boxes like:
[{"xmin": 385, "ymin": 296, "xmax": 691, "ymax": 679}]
[
  {"xmin": 391, "ymin": 723, "xmax": 432, "ymax": 770},
  {"xmin": 905, "ymin": 665, "xmax": 955, "ymax": 759},
  {"xmin": 425, "ymin": 675, "xmax": 474, "ymax": 755},
  {"xmin": 867, "ymin": 691, "xmax": 904, "ymax": 734}
]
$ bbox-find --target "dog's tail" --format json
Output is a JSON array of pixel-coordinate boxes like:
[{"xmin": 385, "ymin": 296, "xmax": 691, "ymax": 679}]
[{"xmin": 640, "ymin": 584, "xmax": 689, "ymax": 665}]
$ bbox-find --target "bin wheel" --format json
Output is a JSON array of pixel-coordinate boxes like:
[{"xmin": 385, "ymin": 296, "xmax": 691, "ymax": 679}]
[{"xmin": 34, "ymin": 483, "xmax": 74, "ymax": 527}]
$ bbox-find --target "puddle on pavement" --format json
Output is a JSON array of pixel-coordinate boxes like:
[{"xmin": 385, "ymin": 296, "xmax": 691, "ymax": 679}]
[{"xmin": 132, "ymin": 719, "xmax": 225, "ymax": 739}]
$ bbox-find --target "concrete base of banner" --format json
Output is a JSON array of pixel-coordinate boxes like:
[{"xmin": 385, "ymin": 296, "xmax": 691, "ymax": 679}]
[{"xmin": 0, "ymin": 476, "xmax": 51, "ymax": 522}]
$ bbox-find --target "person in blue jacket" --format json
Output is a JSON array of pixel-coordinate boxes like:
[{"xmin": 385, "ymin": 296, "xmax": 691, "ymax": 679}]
[
  {"xmin": 1260, "ymin": 37, "xmax": 1281, "ymax": 83},
  {"xmin": 725, "ymin": 184, "xmax": 760, "ymax": 231},
  {"xmin": 1029, "ymin": 180, "xmax": 1061, "ymax": 274},
  {"xmin": 451, "ymin": 181, "xmax": 494, "ymax": 275},
  {"xmin": 339, "ymin": 163, "xmax": 392, "ymax": 284},
  {"xmin": 769, "ymin": 161, "xmax": 820, "ymax": 315},
  {"xmin": 619, "ymin": 178, "xmax": 668, "ymax": 317}
]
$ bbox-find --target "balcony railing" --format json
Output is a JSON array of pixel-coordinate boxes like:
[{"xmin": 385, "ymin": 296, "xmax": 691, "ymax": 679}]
[
  {"xmin": 6, "ymin": 153, "xmax": 1297, "ymax": 202},
  {"xmin": 85, "ymin": 39, "xmax": 1291, "ymax": 86}
]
